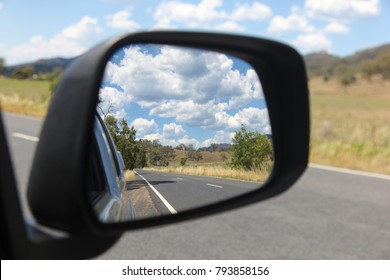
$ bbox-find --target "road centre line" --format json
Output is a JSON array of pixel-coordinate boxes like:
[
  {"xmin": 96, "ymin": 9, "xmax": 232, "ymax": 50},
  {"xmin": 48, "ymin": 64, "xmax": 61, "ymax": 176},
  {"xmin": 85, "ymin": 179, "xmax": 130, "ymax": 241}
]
[
  {"xmin": 134, "ymin": 171, "xmax": 177, "ymax": 214},
  {"xmin": 12, "ymin": 132, "xmax": 39, "ymax": 142},
  {"xmin": 309, "ymin": 163, "xmax": 390, "ymax": 181},
  {"xmin": 206, "ymin": 183, "xmax": 223, "ymax": 188}
]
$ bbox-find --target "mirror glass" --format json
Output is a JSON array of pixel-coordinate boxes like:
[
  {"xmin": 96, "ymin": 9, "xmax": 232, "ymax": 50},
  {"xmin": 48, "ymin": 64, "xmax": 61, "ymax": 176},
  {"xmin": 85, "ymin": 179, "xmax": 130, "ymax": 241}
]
[{"xmin": 92, "ymin": 44, "xmax": 273, "ymax": 223}]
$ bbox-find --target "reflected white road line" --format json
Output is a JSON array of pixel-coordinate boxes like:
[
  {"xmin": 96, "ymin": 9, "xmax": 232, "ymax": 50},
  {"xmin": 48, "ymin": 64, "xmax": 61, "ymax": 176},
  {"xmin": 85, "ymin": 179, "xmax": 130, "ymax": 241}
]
[
  {"xmin": 206, "ymin": 183, "xmax": 223, "ymax": 188},
  {"xmin": 134, "ymin": 171, "xmax": 177, "ymax": 215}
]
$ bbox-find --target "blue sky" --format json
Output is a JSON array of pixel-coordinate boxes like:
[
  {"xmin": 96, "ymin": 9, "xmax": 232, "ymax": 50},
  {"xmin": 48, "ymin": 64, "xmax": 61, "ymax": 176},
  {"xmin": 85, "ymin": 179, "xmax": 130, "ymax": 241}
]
[{"xmin": 0, "ymin": 0, "xmax": 389, "ymax": 66}]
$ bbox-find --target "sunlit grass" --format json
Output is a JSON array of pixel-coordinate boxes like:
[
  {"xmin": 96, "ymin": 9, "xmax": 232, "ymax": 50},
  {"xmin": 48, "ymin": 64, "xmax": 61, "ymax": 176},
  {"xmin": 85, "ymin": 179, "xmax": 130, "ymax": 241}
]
[
  {"xmin": 124, "ymin": 169, "xmax": 136, "ymax": 181},
  {"xmin": 0, "ymin": 78, "xmax": 50, "ymax": 117},
  {"xmin": 145, "ymin": 163, "xmax": 273, "ymax": 182},
  {"xmin": 309, "ymin": 77, "xmax": 390, "ymax": 174}
]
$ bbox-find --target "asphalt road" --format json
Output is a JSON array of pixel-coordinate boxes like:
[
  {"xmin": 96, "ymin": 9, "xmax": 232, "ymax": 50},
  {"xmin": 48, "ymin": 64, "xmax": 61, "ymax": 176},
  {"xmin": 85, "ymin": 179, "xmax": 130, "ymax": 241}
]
[
  {"xmin": 2, "ymin": 112, "xmax": 390, "ymax": 259},
  {"xmin": 134, "ymin": 168, "xmax": 261, "ymax": 214}
]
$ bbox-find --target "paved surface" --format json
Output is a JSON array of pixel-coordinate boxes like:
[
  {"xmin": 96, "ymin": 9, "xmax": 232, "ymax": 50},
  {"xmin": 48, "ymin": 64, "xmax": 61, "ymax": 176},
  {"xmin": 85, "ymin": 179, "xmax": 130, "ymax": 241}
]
[
  {"xmin": 2, "ymin": 112, "xmax": 390, "ymax": 259},
  {"xmin": 134, "ymin": 168, "xmax": 261, "ymax": 214}
]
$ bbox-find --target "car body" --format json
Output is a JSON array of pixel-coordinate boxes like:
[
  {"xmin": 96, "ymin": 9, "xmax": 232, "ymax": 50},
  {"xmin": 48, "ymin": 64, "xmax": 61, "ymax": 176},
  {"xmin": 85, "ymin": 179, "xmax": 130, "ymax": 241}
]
[{"xmin": 88, "ymin": 114, "xmax": 129, "ymax": 223}]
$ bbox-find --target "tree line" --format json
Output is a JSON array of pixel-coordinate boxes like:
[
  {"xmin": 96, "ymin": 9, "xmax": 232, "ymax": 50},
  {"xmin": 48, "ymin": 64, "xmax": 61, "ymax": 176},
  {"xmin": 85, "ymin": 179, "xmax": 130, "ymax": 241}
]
[{"xmin": 104, "ymin": 115, "xmax": 273, "ymax": 173}]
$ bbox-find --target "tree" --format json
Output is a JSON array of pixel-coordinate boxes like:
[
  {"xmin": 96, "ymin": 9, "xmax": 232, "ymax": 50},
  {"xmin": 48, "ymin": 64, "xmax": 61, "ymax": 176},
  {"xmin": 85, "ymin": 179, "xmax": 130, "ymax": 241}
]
[
  {"xmin": 0, "ymin": 57, "xmax": 5, "ymax": 75},
  {"xmin": 104, "ymin": 116, "xmax": 142, "ymax": 170},
  {"xmin": 180, "ymin": 157, "xmax": 187, "ymax": 166},
  {"xmin": 361, "ymin": 60, "xmax": 377, "ymax": 81},
  {"xmin": 176, "ymin": 143, "xmax": 187, "ymax": 151},
  {"xmin": 49, "ymin": 75, "xmax": 61, "ymax": 94},
  {"xmin": 210, "ymin": 143, "xmax": 218, "ymax": 152},
  {"xmin": 12, "ymin": 66, "xmax": 34, "ymax": 80},
  {"xmin": 116, "ymin": 119, "xmax": 137, "ymax": 170},
  {"xmin": 220, "ymin": 153, "xmax": 228, "ymax": 162},
  {"xmin": 193, "ymin": 150, "xmax": 203, "ymax": 162},
  {"xmin": 231, "ymin": 125, "xmax": 273, "ymax": 171},
  {"xmin": 360, "ymin": 52, "xmax": 390, "ymax": 81},
  {"xmin": 135, "ymin": 140, "xmax": 148, "ymax": 168},
  {"xmin": 104, "ymin": 115, "xmax": 119, "ymax": 143},
  {"xmin": 376, "ymin": 52, "xmax": 390, "ymax": 80},
  {"xmin": 339, "ymin": 72, "xmax": 356, "ymax": 94},
  {"xmin": 186, "ymin": 144, "xmax": 195, "ymax": 160}
]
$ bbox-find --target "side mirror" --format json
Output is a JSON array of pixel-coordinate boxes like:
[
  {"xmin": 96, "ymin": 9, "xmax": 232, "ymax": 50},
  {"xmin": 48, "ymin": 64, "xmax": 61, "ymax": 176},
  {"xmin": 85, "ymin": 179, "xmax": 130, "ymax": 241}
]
[{"xmin": 21, "ymin": 31, "xmax": 308, "ymax": 258}]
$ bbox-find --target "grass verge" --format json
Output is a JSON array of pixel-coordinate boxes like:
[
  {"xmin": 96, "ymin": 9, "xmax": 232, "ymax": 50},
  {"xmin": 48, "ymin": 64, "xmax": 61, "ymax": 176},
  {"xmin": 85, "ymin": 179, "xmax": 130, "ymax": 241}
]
[
  {"xmin": 0, "ymin": 78, "xmax": 50, "ymax": 117},
  {"xmin": 145, "ymin": 163, "xmax": 272, "ymax": 182},
  {"xmin": 310, "ymin": 77, "xmax": 390, "ymax": 174},
  {"xmin": 124, "ymin": 170, "xmax": 136, "ymax": 181}
]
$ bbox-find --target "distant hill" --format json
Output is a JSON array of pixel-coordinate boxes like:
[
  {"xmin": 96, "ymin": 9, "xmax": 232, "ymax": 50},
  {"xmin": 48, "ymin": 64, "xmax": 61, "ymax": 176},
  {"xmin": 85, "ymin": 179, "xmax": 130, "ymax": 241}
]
[
  {"xmin": 4, "ymin": 42, "xmax": 390, "ymax": 78},
  {"xmin": 304, "ymin": 43, "xmax": 390, "ymax": 77},
  {"xmin": 4, "ymin": 57, "xmax": 77, "ymax": 76}
]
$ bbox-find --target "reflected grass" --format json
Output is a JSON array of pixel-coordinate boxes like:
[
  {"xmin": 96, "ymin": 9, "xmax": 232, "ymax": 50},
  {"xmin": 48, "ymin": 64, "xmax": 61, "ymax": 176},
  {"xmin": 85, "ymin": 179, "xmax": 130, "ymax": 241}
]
[{"xmin": 145, "ymin": 162, "xmax": 273, "ymax": 182}]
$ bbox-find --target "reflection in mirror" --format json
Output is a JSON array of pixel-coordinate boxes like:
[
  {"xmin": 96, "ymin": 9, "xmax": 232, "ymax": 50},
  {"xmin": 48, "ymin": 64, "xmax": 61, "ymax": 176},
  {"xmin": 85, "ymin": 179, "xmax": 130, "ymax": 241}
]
[{"xmin": 92, "ymin": 44, "xmax": 273, "ymax": 223}]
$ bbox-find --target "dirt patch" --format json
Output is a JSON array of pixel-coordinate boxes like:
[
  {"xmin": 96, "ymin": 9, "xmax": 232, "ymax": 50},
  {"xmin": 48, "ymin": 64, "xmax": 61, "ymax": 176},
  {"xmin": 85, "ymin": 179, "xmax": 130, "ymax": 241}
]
[{"xmin": 122, "ymin": 176, "xmax": 161, "ymax": 220}]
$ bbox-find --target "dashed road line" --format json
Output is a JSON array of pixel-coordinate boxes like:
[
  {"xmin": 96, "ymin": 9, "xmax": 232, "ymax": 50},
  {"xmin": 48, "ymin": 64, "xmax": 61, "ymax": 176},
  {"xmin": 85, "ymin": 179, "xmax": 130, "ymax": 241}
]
[
  {"xmin": 12, "ymin": 132, "xmax": 39, "ymax": 142},
  {"xmin": 206, "ymin": 183, "xmax": 223, "ymax": 188}
]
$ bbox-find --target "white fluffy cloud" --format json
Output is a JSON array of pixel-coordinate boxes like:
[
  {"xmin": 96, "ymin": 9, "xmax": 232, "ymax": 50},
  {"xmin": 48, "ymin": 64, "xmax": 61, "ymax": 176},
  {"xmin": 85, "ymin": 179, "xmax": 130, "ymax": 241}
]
[
  {"xmin": 102, "ymin": 44, "xmax": 271, "ymax": 145},
  {"xmin": 267, "ymin": 13, "xmax": 315, "ymax": 34},
  {"xmin": 104, "ymin": 45, "xmax": 263, "ymax": 111},
  {"xmin": 201, "ymin": 130, "xmax": 235, "ymax": 147},
  {"xmin": 0, "ymin": 2, "xmax": 3, "ymax": 9},
  {"xmin": 293, "ymin": 33, "xmax": 332, "ymax": 52},
  {"xmin": 324, "ymin": 22, "xmax": 350, "ymax": 34},
  {"xmin": 153, "ymin": 0, "xmax": 272, "ymax": 30},
  {"xmin": 162, "ymin": 123, "xmax": 185, "ymax": 139},
  {"xmin": 230, "ymin": 2, "xmax": 272, "ymax": 21},
  {"xmin": 214, "ymin": 21, "xmax": 245, "ymax": 32},
  {"xmin": 8, "ymin": 16, "xmax": 101, "ymax": 64},
  {"xmin": 142, "ymin": 122, "xmax": 199, "ymax": 147},
  {"xmin": 305, "ymin": 0, "xmax": 380, "ymax": 20},
  {"xmin": 98, "ymin": 86, "xmax": 132, "ymax": 118},
  {"xmin": 131, "ymin": 118, "xmax": 158, "ymax": 135},
  {"xmin": 106, "ymin": 10, "xmax": 140, "ymax": 31}
]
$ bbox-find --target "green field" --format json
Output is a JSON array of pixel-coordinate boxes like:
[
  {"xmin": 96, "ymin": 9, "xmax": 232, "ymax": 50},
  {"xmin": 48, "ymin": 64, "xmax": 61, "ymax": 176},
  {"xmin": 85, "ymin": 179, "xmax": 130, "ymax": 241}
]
[
  {"xmin": 0, "ymin": 77, "xmax": 51, "ymax": 117},
  {"xmin": 309, "ymin": 77, "xmax": 390, "ymax": 174}
]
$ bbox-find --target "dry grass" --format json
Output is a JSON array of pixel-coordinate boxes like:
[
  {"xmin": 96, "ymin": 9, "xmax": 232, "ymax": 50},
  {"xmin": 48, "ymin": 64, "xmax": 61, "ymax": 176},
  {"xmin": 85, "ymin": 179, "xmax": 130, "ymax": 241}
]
[
  {"xmin": 309, "ymin": 76, "xmax": 390, "ymax": 174},
  {"xmin": 170, "ymin": 149, "xmax": 232, "ymax": 165},
  {"xmin": 146, "ymin": 163, "xmax": 272, "ymax": 182},
  {"xmin": 0, "ymin": 78, "xmax": 50, "ymax": 117},
  {"xmin": 124, "ymin": 170, "xmax": 136, "ymax": 181}
]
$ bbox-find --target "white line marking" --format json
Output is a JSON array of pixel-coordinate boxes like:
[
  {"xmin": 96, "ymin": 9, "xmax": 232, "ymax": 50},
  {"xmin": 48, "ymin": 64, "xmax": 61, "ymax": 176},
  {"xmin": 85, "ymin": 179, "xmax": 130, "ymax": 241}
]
[
  {"xmin": 176, "ymin": 177, "xmax": 183, "ymax": 180},
  {"xmin": 206, "ymin": 183, "xmax": 223, "ymax": 188},
  {"xmin": 309, "ymin": 163, "xmax": 390, "ymax": 181},
  {"xmin": 12, "ymin": 132, "xmax": 39, "ymax": 142},
  {"xmin": 134, "ymin": 171, "xmax": 177, "ymax": 214}
]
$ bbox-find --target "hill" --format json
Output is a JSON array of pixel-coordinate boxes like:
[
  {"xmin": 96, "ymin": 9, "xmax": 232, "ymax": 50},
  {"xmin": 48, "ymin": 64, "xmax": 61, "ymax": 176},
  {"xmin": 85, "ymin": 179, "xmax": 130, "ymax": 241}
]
[
  {"xmin": 4, "ymin": 57, "xmax": 77, "ymax": 76},
  {"xmin": 304, "ymin": 43, "xmax": 390, "ymax": 77},
  {"xmin": 3, "ymin": 42, "xmax": 389, "ymax": 79}
]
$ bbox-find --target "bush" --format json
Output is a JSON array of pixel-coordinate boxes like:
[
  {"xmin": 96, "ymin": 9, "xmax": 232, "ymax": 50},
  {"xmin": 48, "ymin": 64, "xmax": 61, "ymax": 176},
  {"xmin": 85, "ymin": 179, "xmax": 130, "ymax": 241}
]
[{"xmin": 231, "ymin": 125, "xmax": 273, "ymax": 171}]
